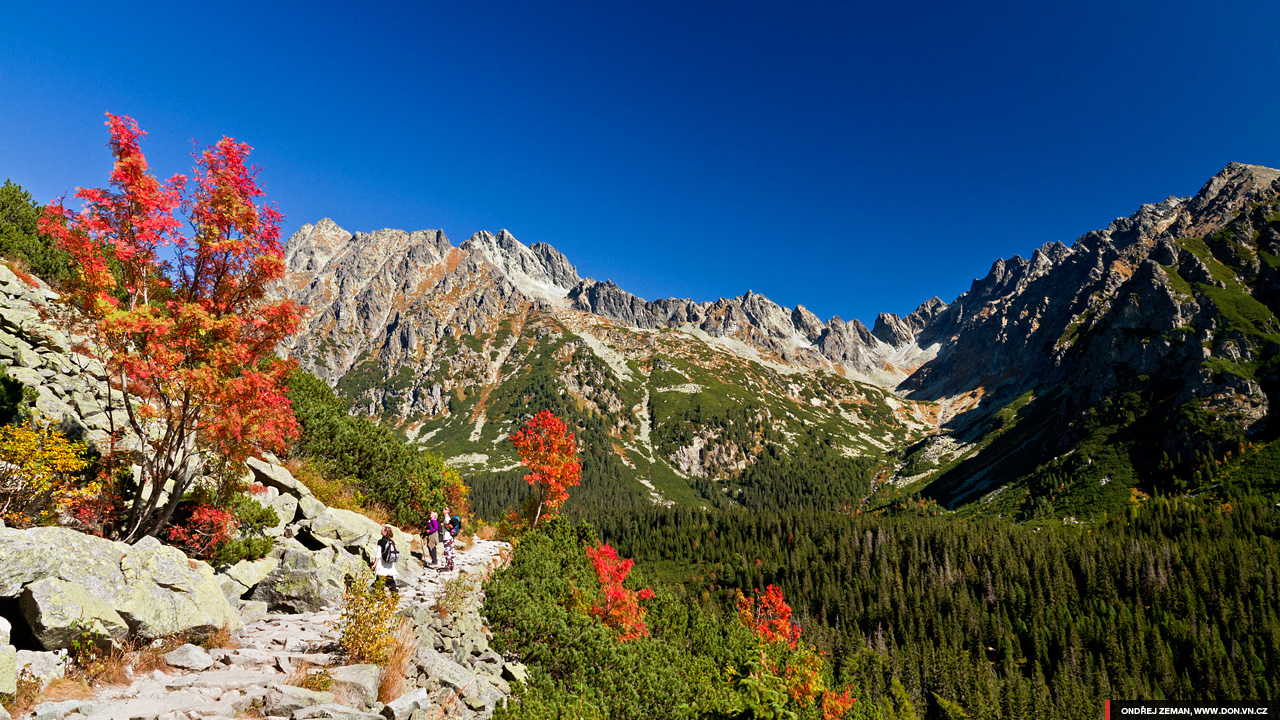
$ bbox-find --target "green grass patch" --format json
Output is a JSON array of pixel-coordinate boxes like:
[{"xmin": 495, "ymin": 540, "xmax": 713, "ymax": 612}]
[
  {"xmin": 1197, "ymin": 282, "xmax": 1280, "ymax": 342},
  {"xmin": 1161, "ymin": 263, "xmax": 1196, "ymax": 298},
  {"xmin": 1177, "ymin": 237, "xmax": 1238, "ymax": 285}
]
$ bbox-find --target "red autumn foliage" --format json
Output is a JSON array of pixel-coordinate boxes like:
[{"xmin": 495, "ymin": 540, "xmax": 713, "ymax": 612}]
[
  {"xmin": 737, "ymin": 584, "xmax": 802, "ymax": 649},
  {"xmin": 584, "ymin": 542, "xmax": 655, "ymax": 642},
  {"xmin": 167, "ymin": 505, "xmax": 239, "ymax": 559},
  {"xmin": 40, "ymin": 114, "xmax": 301, "ymax": 542},
  {"xmin": 509, "ymin": 410, "xmax": 581, "ymax": 529},
  {"xmin": 820, "ymin": 687, "xmax": 858, "ymax": 720}
]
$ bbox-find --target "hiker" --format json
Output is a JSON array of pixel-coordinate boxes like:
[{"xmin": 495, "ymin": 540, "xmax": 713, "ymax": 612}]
[
  {"xmin": 373, "ymin": 525, "xmax": 399, "ymax": 592},
  {"xmin": 424, "ymin": 510, "xmax": 440, "ymax": 565},
  {"xmin": 449, "ymin": 510, "xmax": 462, "ymax": 540},
  {"xmin": 441, "ymin": 506, "xmax": 456, "ymax": 571}
]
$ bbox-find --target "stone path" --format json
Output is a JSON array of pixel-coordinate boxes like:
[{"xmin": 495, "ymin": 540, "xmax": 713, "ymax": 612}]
[{"xmin": 17, "ymin": 537, "xmax": 510, "ymax": 720}]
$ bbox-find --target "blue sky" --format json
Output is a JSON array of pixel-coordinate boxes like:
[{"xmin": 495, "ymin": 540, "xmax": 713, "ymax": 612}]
[{"xmin": 3, "ymin": 1, "xmax": 1279, "ymax": 326}]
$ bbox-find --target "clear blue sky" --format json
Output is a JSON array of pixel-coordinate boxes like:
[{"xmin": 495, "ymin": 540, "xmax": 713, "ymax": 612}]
[{"xmin": 3, "ymin": 1, "xmax": 1278, "ymax": 326}]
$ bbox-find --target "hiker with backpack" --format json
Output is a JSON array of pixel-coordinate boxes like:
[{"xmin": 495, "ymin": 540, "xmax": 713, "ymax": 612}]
[
  {"xmin": 424, "ymin": 510, "xmax": 440, "ymax": 565},
  {"xmin": 374, "ymin": 525, "xmax": 400, "ymax": 592}
]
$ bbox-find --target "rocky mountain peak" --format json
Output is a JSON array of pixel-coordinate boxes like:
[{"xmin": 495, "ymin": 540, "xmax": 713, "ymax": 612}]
[
  {"xmin": 791, "ymin": 305, "xmax": 825, "ymax": 343},
  {"xmin": 871, "ymin": 297, "xmax": 949, "ymax": 349},
  {"xmin": 281, "ymin": 218, "xmax": 353, "ymax": 291},
  {"xmin": 1176, "ymin": 162, "xmax": 1280, "ymax": 238},
  {"xmin": 902, "ymin": 162, "xmax": 1280, "ymax": 415},
  {"xmin": 460, "ymin": 230, "xmax": 581, "ymax": 301}
]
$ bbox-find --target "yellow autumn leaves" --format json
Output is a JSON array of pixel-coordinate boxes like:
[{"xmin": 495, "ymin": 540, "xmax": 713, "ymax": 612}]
[
  {"xmin": 0, "ymin": 420, "xmax": 91, "ymax": 526},
  {"xmin": 335, "ymin": 576, "xmax": 401, "ymax": 664}
]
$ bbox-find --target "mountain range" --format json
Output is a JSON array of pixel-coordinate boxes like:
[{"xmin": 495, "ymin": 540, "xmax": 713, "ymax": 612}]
[{"xmin": 274, "ymin": 162, "xmax": 1280, "ymax": 519}]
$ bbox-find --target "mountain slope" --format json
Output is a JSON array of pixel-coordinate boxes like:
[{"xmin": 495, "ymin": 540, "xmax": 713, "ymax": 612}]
[
  {"xmin": 883, "ymin": 163, "xmax": 1280, "ymax": 517},
  {"xmin": 275, "ymin": 162, "xmax": 1280, "ymax": 520},
  {"xmin": 276, "ymin": 222, "xmax": 934, "ymax": 512}
]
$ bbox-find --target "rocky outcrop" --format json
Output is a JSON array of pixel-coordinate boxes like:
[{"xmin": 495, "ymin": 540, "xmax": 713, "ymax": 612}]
[
  {"xmin": 204, "ymin": 458, "xmax": 425, "ymax": 614},
  {"xmin": 246, "ymin": 457, "xmax": 314, "ymax": 499},
  {"xmin": 0, "ymin": 265, "xmax": 127, "ymax": 448},
  {"xmin": 872, "ymin": 297, "xmax": 948, "ymax": 348},
  {"xmin": 3, "ymin": 523, "xmax": 515, "ymax": 720},
  {"xmin": 249, "ymin": 542, "xmax": 367, "ymax": 614},
  {"xmin": 0, "ymin": 528, "xmax": 240, "ymax": 651},
  {"xmin": 566, "ymin": 280, "xmax": 903, "ymax": 380},
  {"xmin": 899, "ymin": 163, "xmax": 1280, "ymax": 431},
  {"xmin": 460, "ymin": 230, "xmax": 581, "ymax": 296}
]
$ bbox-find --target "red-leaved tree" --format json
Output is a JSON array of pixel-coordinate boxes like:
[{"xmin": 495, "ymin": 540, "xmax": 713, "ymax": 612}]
[
  {"xmin": 40, "ymin": 114, "xmax": 301, "ymax": 542},
  {"xmin": 820, "ymin": 688, "xmax": 858, "ymax": 720},
  {"xmin": 584, "ymin": 542, "xmax": 655, "ymax": 641},
  {"xmin": 737, "ymin": 584, "xmax": 802, "ymax": 649},
  {"xmin": 509, "ymin": 409, "xmax": 581, "ymax": 530}
]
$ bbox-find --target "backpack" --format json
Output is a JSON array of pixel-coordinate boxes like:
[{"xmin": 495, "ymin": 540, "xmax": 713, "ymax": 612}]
[
  {"xmin": 449, "ymin": 516, "xmax": 461, "ymax": 537},
  {"xmin": 381, "ymin": 538, "xmax": 400, "ymax": 564}
]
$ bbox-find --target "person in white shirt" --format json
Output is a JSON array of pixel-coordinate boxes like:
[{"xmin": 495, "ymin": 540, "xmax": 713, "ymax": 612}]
[{"xmin": 373, "ymin": 526, "xmax": 399, "ymax": 592}]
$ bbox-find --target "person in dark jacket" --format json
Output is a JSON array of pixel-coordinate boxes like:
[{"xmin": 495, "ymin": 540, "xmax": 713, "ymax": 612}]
[
  {"xmin": 441, "ymin": 506, "xmax": 456, "ymax": 571},
  {"xmin": 373, "ymin": 526, "xmax": 398, "ymax": 592}
]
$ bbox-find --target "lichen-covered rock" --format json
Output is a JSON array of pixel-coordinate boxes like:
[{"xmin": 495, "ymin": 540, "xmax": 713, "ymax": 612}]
[
  {"xmin": 383, "ymin": 687, "xmax": 433, "ymax": 720},
  {"xmin": 268, "ymin": 493, "xmax": 299, "ymax": 535},
  {"xmin": 0, "ymin": 528, "xmax": 86, "ymax": 597},
  {"xmin": 238, "ymin": 599, "xmax": 268, "ymax": 625},
  {"xmin": 0, "ymin": 643, "xmax": 15, "ymax": 695},
  {"xmin": 218, "ymin": 574, "xmax": 242, "ymax": 604},
  {"xmin": 164, "ymin": 643, "xmax": 214, "ymax": 671},
  {"xmin": 328, "ymin": 663, "xmax": 380, "ymax": 708},
  {"xmin": 381, "ymin": 686, "xmax": 432, "ymax": 720},
  {"xmin": 117, "ymin": 537, "xmax": 243, "ymax": 639},
  {"xmin": 299, "ymin": 495, "xmax": 327, "ymax": 520},
  {"xmin": 264, "ymin": 683, "xmax": 336, "ymax": 715},
  {"xmin": 222, "ymin": 557, "xmax": 281, "ymax": 595},
  {"xmin": 250, "ymin": 544, "xmax": 366, "ymax": 613},
  {"xmin": 304, "ymin": 508, "xmax": 381, "ymax": 548},
  {"xmin": 301, "ymin": 510, "xmax": 420, "ymax": 581},
  {"xmin": 0, "ymin": 527, "xmax": 240, "ymax": 650},
  {"xmin": 501, "ymin": 660, "xmax": 528, "ymax": 685},
  {"xmin": 247, "ymin": 457, "xmax": 313, "ymax": 498},
  {"xmin": 19, "ymin": 577, "xmax": 130, "ymax": 647},
  {"xmin": 15, "ymin": 649, "xmax": 64, "ymax": 686}
]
